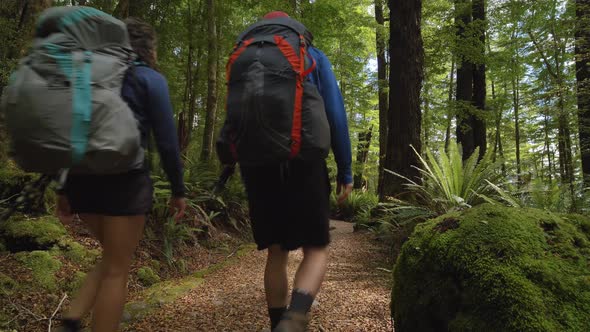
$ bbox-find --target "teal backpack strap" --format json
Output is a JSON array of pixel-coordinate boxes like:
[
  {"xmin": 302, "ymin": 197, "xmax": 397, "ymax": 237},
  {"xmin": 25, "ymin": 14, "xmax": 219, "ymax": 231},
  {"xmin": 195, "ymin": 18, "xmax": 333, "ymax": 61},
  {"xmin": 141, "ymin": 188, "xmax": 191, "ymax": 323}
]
[{"xmin": 70, "ymin": 50, "xmax": 93, "ymax": 164}]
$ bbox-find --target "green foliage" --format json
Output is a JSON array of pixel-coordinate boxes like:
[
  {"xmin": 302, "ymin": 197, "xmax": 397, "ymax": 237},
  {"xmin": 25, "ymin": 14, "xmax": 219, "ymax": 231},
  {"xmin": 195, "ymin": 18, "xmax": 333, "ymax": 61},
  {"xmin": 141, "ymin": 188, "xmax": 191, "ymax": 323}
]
[
  {"xmin": 387, "ymin": 141, "xmax": 504, "ymax": 214},
  {"xmin": 137, "ymin": 267, "xmax": 161, "ymax": 287},
  {"xmin": 15, "ymin": 251, "xmax": 62, "ymax": 291},
  {"xmin": 0, "ymin": 215, "xmax": 66, "ymax": 251},
  {"xmin": 392, "ymin": 204, "xmax": 590, "ymax": 332}
]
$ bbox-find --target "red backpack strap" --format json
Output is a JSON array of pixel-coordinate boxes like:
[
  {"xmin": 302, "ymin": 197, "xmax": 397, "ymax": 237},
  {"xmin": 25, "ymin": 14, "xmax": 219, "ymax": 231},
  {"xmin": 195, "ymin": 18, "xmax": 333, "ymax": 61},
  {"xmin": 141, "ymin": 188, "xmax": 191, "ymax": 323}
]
[
  {"xmin": 226, "ymin": 38, "xmax": 254, "ymax": 81},
  {"xmin": 302, "ymin": 52, "xmax": 316, "ymax": 77}
]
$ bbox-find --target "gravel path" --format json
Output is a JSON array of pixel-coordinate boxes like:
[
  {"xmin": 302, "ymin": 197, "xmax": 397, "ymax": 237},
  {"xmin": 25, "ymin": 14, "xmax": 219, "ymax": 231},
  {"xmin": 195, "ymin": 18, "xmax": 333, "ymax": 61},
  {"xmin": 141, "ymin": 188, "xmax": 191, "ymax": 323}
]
[{"xmin": 124, "ymin": 221, "xmax": 393, "ymax": 332}]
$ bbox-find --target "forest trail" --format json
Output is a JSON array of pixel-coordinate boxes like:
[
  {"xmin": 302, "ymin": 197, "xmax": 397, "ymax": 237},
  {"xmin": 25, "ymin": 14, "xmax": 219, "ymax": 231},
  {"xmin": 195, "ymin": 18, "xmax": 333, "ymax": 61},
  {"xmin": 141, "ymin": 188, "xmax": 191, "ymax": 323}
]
[{"xmin": 124, "ymin": 221, "xmax": 394, "ymax": 332}]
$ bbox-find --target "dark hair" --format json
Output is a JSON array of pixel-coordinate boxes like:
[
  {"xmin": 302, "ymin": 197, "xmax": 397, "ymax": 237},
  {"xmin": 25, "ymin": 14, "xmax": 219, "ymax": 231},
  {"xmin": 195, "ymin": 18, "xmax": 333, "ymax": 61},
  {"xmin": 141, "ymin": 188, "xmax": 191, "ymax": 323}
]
[{"xmin": 124, "ymin": 17, "xmax": 157, "ymax": 69}]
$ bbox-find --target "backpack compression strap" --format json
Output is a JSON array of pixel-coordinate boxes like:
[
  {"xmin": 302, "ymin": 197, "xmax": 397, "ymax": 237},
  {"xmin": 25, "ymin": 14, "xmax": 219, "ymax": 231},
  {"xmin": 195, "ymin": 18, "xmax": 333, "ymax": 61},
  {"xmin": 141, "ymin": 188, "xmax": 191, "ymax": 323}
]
[{"xmin": 273, "ymin": 34, "xmax": 316, "ymax": 158}]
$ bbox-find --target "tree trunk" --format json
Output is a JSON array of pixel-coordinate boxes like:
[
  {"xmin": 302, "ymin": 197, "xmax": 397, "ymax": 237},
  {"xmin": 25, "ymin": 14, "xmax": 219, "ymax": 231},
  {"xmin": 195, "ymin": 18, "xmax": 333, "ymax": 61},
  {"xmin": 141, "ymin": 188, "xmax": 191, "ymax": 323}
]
[
  {"xmin": 113, "ymin": 0, "xmax": 129, "ymax": 17},
  {"xmin": 445, "ymin": 60, "xmax": 455, "ymax": 151},
  {"xmin": 178, "ymin": 2, "xmax": 194, "ymax": 155},
  {"xmin": 376, "ymin": 0, "xmax": 389, "ymax": 198},
  {"xmin": 200, "ymin": 0, "xmax": 218, "ymax": 161},
  {"xmin": 544, "ymin": 111, "xmax": 553, "ymax": 182},
  {"xmin": 512, "ymin": 70, "xmax": 522, "ymax": 186},
  {"xmin": 454, "ymin": 0, "xmax": 474, "ymax": 159},
  {"xmin": 354, "ymin": 126, "xmax": 374, "ymax": 190},
  {"xmin": 576, "ymin": 0, "xmax": 590, "ymax": 187},
  {"xmin": 423, "ymin": 83, "xmax": 431, "ymax": 147},
  {"xmin": 380, "ymin": 0, "xmax": 424, "ymax": 200},
  {"xmin": 471, "ymin": 0, "xmax": 487, "ymax": 160}
]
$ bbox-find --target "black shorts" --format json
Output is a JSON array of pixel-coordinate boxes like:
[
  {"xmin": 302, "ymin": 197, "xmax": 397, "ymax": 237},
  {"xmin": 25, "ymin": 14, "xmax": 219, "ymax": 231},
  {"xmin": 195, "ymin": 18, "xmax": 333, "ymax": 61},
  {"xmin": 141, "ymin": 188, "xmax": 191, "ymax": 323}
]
[
  {"xmin": 63, "ymin": 170, "xmax": 153, "ymax": 216},
  {"xmin": 240, "ymin": 159, "xmax": 331, "ymax": 251}
]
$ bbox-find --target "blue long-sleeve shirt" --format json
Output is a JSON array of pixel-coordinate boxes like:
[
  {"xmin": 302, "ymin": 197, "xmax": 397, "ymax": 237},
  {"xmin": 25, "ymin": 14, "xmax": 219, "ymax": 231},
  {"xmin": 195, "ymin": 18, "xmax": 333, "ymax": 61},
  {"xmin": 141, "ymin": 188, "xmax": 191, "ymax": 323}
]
[
  {"xmin": 307, "ymin": 47, "xmax": 353, "ymax": 185},
  {"xmin": 122, "ymin": 66, "xmax": 185, "ymax": 196}
]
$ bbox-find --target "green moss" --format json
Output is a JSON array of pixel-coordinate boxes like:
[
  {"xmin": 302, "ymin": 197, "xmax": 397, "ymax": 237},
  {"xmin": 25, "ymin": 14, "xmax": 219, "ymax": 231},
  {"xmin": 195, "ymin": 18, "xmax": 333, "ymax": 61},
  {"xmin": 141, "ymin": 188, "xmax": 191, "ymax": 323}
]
[
  {"xmin": 15, "ymin": 251, "xmax": 62, "ymax": 291},
  {"xmin": 54, "ymin": 238, "xmax": 100, "ymax": 267},
  {"xmin": 1, "ymin": 215, "xmax": 66, "ymax": 251},
  {"xmin": 392, "ymin": 204, "xmax": 590, "ymax": 332},
  {"xmin": 137, "ymin": 267, "xmax": 160, "ymax": 286},
  {"xmin": 0, "ymin": 272, "xmax": 18, "ymax": 295}
]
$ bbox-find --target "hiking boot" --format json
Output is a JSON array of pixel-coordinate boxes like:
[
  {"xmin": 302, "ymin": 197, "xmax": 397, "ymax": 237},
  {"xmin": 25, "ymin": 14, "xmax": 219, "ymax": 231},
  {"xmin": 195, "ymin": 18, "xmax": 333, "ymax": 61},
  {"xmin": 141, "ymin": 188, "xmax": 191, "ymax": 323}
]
[
  {"xmin": 273, "ymin": 311, "xmax": 309, "ymax": 332},
  {"xmin": 58, "ymin": 318, "xmax": 82, "ymax": 332}
]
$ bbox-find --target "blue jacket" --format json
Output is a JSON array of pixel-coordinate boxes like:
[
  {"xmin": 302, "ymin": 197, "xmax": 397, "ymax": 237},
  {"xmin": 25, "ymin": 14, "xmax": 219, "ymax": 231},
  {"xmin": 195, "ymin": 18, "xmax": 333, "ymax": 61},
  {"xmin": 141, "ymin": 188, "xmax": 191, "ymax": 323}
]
[
  {"xmin": 307, "ymin": 47, "xmax": 353, "ymax": 185},
  {"xmin": 122, "ymin": 66, "xmax": 185, "ymax": 196}
]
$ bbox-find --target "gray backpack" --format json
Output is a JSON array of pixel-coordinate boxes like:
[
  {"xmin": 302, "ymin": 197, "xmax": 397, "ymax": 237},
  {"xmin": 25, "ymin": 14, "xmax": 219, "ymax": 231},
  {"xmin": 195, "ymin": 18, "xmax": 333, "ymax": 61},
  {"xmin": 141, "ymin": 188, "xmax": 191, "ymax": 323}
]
[{"xmin": 1, "ymin": 6, "xmax": 143, "ymax": 175}]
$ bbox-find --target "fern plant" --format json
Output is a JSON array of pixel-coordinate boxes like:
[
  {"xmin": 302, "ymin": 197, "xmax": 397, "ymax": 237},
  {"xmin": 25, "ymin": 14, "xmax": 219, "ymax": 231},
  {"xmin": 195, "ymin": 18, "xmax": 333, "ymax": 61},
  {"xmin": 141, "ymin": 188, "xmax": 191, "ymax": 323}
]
[{"xmin": 386, "ymin": 141, "xmax": 504, "ymax": 214}]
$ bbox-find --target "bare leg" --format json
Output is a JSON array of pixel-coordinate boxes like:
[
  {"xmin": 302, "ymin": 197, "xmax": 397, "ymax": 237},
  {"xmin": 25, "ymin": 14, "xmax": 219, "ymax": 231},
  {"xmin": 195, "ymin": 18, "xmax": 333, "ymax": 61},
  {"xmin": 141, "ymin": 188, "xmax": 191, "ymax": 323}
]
[
  {"xmin": 63, "ymin": 214, "xmax": 105, "ymax": 320},
  {"xmin": 91, "ymin": 215, "xmax": 145, "ymax": 332},
  {"xmin": 265, "ymin": 245, "xmax": 289, "ymax": 308},
  {"xmin": 293, "ymin": 246, "xmax": 328, "ymax": 296}
]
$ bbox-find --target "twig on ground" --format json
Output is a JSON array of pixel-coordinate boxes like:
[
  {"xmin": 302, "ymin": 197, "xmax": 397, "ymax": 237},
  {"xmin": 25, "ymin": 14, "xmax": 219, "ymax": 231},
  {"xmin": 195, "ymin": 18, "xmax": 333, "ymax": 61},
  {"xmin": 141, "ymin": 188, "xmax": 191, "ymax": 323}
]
[{"xmin": 48, "ymin": 293, "xmax": 68, "ymax": 332}]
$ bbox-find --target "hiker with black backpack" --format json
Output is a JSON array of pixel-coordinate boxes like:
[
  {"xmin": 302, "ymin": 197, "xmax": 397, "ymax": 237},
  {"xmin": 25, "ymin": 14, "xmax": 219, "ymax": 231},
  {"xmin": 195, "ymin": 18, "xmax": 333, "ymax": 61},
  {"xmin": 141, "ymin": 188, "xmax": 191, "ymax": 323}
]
[
  {"xmin": 217, "ymin": 11, "xmax": 353, "ymax": 332},
  {"xmin": 2, "ymin": 8, "xmax": 185, "ymax": 332}
]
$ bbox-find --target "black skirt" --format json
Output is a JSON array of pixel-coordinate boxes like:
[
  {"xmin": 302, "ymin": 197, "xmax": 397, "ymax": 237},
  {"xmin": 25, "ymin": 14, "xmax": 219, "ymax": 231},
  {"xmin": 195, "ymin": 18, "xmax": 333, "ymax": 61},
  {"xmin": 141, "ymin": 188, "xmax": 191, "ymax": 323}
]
[
  {"xmin": 240, "ymin": 159, "xmax": 331, "ymax": 251},
  {"xmin": 63, "ymin": 169, "xmax": 153, "ymax": 216}
]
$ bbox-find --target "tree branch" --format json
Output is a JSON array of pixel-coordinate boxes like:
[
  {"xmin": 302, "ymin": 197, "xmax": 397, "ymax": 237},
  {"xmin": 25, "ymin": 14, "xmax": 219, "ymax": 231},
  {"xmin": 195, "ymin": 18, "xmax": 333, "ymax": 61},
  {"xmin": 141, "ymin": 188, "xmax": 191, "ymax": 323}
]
[{"xmin": 527, "ymin": 29, "xmax": 558, "ymax": 79}]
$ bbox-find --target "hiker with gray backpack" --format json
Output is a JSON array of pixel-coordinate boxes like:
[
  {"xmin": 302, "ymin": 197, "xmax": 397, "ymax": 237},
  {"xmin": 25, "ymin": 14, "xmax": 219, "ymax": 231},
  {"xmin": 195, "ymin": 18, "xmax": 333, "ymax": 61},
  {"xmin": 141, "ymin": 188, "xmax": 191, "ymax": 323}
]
[
  {"xmin": 2, "ymin": 7, "xmax": 185, "ymax": 332},
  {"xmin": 217, "ymin": 11, "xmax": 353, "ymax": 331}
]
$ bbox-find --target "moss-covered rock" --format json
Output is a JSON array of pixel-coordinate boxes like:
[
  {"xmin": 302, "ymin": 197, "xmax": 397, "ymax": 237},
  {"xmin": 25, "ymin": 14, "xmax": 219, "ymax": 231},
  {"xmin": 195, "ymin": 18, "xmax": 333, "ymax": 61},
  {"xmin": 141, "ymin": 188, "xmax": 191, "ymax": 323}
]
[
  {"xmin": 137, "ymin": 267, "xmax": 160, "ymax": 286},
  {"xmin": 392, "ymin": 204, "xmax": 590, "ymax": 332},
  {"xmin": 1, "ymin": 215, "xmax": 66, "ymax": 251},
  {"xmin": 0, "ymin": 272, "xmax": 18, "ymax": 295},
  {"xmin": 15, "ymin": 250, "xmax": 62, "ymax": 291}
]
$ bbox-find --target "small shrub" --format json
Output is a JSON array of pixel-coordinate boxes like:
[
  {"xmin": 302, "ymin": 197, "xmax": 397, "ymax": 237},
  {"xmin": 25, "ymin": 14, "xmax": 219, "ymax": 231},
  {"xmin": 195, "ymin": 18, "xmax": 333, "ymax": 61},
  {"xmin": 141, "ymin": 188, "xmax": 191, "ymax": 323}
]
[
  {"xmin": 331, "ymin": 191, "xmax": 378, "ymax": 221},
  {"xmin": 65, "ymin": 271, "xmax": 86, "ymax": 293},
  {"xmin": 0, "ymin": 272, "xmax": 18, "ymax": 295}
]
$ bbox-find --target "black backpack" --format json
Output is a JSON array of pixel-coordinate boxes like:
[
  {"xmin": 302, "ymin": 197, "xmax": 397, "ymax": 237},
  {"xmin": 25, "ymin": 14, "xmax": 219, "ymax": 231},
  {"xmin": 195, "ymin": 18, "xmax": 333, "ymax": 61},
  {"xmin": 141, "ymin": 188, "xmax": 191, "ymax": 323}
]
[{"xmin": 217, "ymin": 17, "xmax": 331, "ymax": 166}]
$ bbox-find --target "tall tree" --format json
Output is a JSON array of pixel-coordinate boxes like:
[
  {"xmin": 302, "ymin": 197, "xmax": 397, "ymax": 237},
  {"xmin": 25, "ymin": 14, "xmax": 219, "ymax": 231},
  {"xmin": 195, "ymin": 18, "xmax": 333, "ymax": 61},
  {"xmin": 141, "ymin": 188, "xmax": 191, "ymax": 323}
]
[
  {"xmin": 576, "ymin": 0, "xmax": 590, "ymax": 186},
  {"xmin": 375, "ymin": 0, "xmax": 389, "ymax": 197},
  {"xmin": 200, "ymin": 0, "xmax": 218, "ymax": 161},
  {"xmin": 354, "ymin": 125, "xmax": 373, "ymax": 189},
  {"xmin": 471, "ymin": 0, "xmax": 487, "ymax": 158},
  {"xmin": 454, "ymin": 0, "xmax": 475, "ymax": 159},
  {"xmin": 445, "ymin": 60, "xmax": 455, "ymax": 150},
  {"xmin": 380, "ymin": 0, "xmax": 424, "ymax": 200},
  {"xmin": 177, "ymin": 0, "xmax": 197, "ymax": 155}
]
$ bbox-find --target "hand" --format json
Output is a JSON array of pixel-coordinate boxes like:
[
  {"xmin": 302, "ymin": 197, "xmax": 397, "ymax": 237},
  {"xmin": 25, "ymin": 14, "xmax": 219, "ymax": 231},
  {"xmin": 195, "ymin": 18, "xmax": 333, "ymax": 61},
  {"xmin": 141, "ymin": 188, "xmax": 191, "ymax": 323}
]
[
  {"xmin": 56, "ymin": 195, "xmax": 74, "ymax": 225},
  {"xmin": 169, "ymin": 196, "xmax": 187, "ymax": 221},
  {"xmin": 336, "ymin": 182, "xmax": 353, "ymax": 205}
]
